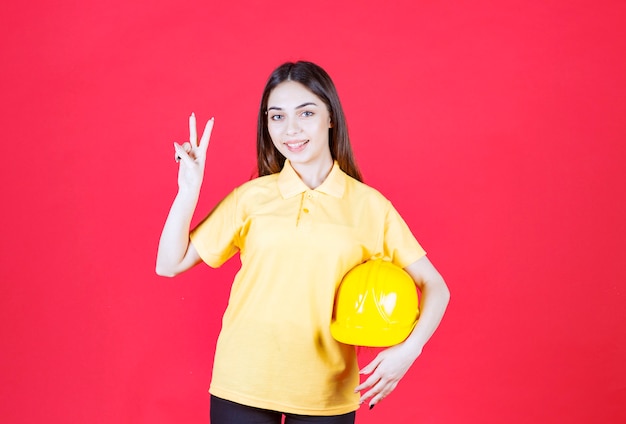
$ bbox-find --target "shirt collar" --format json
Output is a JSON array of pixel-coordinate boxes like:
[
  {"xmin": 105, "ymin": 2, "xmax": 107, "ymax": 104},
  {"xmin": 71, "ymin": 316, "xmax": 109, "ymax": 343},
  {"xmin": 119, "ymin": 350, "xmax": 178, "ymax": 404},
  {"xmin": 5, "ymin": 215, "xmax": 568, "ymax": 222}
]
[{"xmin": 278, "ymin": 160, "xmax": 346, "ymax": 199}]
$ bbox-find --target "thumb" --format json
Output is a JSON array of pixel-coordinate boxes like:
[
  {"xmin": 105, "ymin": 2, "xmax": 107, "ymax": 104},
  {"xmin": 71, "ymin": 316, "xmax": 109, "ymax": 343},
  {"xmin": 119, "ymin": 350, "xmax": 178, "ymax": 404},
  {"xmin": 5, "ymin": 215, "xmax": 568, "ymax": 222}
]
[{"xmin": 174, "ymin": 143, "xmax": 194, "ymax": 167}]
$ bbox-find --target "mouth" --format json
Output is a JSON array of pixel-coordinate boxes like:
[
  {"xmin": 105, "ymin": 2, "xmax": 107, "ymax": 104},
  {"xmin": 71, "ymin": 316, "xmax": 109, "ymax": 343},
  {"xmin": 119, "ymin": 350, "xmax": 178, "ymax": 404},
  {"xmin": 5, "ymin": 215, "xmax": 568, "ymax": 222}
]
[{"xmin": 284, "ymin": 140, "xmax": 309, "ymax": 152}]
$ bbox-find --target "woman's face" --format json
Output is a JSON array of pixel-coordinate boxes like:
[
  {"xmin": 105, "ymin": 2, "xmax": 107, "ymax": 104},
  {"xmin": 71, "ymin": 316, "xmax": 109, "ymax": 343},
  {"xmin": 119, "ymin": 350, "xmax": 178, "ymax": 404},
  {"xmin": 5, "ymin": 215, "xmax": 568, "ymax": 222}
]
[{"xmin": 266, "ymin": 81, "xmax": 333, "ymax": 171}]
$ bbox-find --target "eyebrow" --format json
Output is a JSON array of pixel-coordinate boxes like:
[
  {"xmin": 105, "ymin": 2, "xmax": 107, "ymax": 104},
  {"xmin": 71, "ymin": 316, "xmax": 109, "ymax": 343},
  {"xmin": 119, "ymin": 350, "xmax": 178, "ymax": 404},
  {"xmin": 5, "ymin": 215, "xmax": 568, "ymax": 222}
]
[{"xmin": 267, "ymin": 102, "xmax": 319, "ymax": 111}]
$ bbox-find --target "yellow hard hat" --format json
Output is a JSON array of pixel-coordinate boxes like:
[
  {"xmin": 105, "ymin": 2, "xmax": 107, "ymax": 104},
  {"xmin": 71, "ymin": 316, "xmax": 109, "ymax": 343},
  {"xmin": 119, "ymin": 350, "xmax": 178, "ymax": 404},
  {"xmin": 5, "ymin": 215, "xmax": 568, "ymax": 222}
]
[{"xmin": 331, "ymin": 259, "xmax": 419, "ymax": 347}]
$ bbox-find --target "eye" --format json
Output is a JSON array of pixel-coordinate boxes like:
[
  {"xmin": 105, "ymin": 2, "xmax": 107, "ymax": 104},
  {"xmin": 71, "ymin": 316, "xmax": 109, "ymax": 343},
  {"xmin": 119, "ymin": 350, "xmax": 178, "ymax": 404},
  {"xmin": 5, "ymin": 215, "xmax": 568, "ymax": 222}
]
[
  {"xmin": 269, "ymin": 114, "xmax": 283, "ymax": 121},
  {"xmin": 300, "ymin": 110, "xmax": 314, "ymax": 118}
]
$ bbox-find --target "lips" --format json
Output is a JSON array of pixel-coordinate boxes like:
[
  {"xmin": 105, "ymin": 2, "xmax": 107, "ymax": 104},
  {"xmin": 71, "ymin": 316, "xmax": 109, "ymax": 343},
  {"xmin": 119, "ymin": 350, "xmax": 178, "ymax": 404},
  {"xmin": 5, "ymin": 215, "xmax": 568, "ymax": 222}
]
[{"xmin": 284, "ymin": 140, "xmax": 309, "ymax": 152}]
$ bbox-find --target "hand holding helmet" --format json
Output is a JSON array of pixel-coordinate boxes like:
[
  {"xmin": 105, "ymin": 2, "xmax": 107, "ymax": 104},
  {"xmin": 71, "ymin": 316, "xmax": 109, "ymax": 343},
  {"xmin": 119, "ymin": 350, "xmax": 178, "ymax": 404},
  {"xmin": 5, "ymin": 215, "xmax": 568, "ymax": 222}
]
[{"xmin": 331, "ymin": 259, "xmax": 423, "ymax": 409}]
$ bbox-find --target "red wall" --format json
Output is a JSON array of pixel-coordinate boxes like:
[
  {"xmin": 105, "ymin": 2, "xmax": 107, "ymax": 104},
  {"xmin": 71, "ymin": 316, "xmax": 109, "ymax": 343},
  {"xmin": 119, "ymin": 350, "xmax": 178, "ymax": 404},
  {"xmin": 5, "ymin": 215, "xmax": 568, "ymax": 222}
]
[{"xmin": 1, "ymin": 1, "xmax": 625, "ymax": 423}]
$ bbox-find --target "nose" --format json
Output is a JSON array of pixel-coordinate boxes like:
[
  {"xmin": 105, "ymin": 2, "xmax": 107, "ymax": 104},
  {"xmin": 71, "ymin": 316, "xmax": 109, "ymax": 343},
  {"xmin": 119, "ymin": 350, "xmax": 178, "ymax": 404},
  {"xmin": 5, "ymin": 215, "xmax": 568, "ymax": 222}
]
[{"xmin": 286, "ymin": 116, "xmax": 301, "ymax": 135}]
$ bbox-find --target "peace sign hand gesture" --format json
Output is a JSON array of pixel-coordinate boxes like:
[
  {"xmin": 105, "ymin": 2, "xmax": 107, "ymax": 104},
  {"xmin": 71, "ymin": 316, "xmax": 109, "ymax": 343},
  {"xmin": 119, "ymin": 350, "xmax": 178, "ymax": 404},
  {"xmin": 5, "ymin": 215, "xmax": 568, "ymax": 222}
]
[{"xmin": 174, "ymin": 113, "xmax": 214, "ymax": 193}]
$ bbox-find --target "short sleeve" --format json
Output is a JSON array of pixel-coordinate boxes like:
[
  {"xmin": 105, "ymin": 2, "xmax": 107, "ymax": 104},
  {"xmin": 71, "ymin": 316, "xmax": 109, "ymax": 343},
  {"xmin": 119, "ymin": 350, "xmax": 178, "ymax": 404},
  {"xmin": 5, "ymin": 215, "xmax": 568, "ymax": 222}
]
[
  {"xmin": 190, "ymin": 188, "xmax": 241, "ymax": 268},
  {"xmin": 383, "ymin": 202, "xmax": 427, "ymax": 268}
]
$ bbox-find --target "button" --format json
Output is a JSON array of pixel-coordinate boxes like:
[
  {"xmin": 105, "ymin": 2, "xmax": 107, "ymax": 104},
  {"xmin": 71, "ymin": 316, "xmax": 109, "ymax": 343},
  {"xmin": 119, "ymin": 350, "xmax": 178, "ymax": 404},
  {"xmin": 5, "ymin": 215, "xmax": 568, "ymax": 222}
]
[
  {"xmin": 306, "ymin": 193, "xmax": 313, "ymax": 199},
  {"xmin": 303, "ymin": 208, "xmax": 309, "ymax": 213}
]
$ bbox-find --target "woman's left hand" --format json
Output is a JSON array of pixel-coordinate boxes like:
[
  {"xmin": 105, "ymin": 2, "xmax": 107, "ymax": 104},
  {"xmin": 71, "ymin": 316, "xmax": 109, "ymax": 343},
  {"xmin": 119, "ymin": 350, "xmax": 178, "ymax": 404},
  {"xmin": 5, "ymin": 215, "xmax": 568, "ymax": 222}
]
[
  {"xmin": 355, "ymin": 342, "xmax": 422, "ymax": 408},
  {"xmin": 355, "ymin": 256, "xmax": 450, "ymax": 409}
]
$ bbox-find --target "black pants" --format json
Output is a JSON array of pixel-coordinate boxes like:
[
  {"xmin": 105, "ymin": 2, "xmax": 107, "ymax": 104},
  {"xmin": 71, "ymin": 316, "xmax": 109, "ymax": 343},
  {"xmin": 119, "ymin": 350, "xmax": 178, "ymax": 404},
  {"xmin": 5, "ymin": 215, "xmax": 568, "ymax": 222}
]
[{"xmin": 210, "ymin": 395, "xmax": 356, "ymax": 424}]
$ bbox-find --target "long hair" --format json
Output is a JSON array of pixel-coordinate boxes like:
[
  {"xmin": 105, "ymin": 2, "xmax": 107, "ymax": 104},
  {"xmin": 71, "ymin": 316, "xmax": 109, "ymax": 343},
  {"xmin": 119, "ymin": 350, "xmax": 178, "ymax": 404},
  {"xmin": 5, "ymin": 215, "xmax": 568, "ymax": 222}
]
[{"xmin": 256, "ymin": 61, "xmax": 362, "ymax": 182}]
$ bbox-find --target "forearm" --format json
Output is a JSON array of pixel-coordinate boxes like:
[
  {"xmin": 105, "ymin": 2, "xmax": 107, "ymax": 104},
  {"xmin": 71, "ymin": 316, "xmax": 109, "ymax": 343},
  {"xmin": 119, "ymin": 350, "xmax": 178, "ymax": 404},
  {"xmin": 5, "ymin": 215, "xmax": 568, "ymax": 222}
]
[
  {"xmin": 155, "ymin": 188, "xmax": 201, "ymax": 277},
  {"xmin": 402, "ymin": 258, "xmax": 450, "ymax": 358},
  {"xmin": 402, "ymin": 279, "xmax": 450, "ymax": 358}
]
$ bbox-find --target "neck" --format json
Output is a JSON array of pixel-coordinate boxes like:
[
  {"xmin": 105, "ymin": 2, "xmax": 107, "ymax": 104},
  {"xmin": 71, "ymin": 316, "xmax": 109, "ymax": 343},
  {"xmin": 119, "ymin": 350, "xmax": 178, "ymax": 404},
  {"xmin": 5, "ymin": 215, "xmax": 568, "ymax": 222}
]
[{"xmin": 291, "ymin": 158, "xmax": 334, "ymax": 189}]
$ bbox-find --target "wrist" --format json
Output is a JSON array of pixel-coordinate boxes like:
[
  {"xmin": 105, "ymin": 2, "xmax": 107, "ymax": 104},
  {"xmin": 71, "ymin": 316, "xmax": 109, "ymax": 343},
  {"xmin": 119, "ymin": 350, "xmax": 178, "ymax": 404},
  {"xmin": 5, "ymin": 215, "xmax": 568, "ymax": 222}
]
[
  {"xmin": 400, "ymin": 335, "xmax": 425, "ymax": 360},
  {"xmin": 176, "ymin": 186, "xmax": 201, "ymax": 202},
  {"xmin": 174, "ymin": 187, "xmax": 200, "ymax": 209}
]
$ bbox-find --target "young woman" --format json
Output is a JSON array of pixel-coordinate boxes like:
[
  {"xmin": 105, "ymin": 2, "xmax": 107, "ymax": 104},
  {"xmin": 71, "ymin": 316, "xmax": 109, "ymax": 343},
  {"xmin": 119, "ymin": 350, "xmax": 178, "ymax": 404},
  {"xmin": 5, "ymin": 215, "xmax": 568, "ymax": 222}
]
[{"xmin": 156, "ymin": 61, "xmax": 450, "ymax": 424}]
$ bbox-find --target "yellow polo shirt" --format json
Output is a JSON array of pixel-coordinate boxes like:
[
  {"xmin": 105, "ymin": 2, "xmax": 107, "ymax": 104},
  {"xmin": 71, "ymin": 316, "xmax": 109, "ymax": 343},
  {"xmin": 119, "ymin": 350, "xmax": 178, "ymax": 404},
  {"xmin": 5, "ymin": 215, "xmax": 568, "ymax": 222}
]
[{"xmin": 190, "ymin": 160, "xmax": 426, "ymax": 415}]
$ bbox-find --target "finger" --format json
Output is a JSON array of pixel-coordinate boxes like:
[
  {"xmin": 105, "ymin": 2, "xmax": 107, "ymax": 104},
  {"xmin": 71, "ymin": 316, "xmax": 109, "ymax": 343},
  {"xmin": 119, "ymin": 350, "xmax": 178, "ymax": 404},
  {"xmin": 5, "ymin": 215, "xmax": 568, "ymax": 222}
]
[
  {"xmin": 189, "ymin": 113, "xmax": 197, "ymax": 146},
  {"xmin": 174, "ymin": 142, "xmax": 195, "ymax": 167},
  {"xmin": 174, "ymin": 142, "xmax": 192, "ymax": 162},
  {"xmin": 354, "ymin": 373, "xmax": 380, "ymax": 393},
  {"xmin": 360, "ymin": 379, "xmax": 388, "ymax": 407},
  {"xmin": 359, "ymin": 356, "xmax": 382, "ymax": 375},
  {"xmin": 358, "ymin": 385, "xmax": 379, "ymax": 405},
  {"xmin": 368, "ymin": 381, "xmax": 398, "ymax": 408},
  {"xmin": 174, "ymin": 143, "xmax": 181, "ymax": 162},
  {"xmin": 368, "ymin": 393, "xmax": 383, "ymax": 409},
  {"xmin": 198, "ymin": 117, "xmax": 214, "ymax": 152}
]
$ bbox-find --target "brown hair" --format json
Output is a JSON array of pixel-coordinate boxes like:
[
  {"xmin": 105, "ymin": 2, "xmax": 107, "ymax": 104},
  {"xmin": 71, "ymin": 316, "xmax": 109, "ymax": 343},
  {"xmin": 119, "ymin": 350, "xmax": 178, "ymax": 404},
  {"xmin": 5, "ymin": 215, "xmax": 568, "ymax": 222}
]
[{"xmin": 256, "ymin": 61, "xmax": 362, "ymax": 182}]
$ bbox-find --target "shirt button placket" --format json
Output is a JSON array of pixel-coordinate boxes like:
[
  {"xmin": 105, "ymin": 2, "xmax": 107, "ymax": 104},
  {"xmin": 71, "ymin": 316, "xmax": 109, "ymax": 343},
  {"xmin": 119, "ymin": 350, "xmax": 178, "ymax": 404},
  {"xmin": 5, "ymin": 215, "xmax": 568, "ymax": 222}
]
[{"xmin": 301, "ymin": 192, "xmax": 314, "ymax": 228}]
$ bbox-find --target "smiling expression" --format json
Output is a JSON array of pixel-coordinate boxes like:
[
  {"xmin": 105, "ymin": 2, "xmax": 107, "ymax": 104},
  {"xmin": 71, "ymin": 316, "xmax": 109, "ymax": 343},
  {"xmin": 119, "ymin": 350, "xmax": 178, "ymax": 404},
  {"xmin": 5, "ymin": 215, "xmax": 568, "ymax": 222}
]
[{"xmin": 266, "ymin": 81, "xmax": 333, "ymax": 171}]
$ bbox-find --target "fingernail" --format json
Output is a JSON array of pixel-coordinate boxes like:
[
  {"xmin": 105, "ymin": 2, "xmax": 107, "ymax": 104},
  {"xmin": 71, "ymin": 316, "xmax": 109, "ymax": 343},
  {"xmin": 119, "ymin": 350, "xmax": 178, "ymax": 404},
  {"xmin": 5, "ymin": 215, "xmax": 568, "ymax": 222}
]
[
  {"xmin": 210, "ymin": 117, "xmax": 215, "ymax": 121},
  {"xmin": 369, "ymin": 404, "xmax": 375, "ymax": 410},
  {"xmin": 191, "ymin": 112, "xmax": 195, "ymax": 117}
]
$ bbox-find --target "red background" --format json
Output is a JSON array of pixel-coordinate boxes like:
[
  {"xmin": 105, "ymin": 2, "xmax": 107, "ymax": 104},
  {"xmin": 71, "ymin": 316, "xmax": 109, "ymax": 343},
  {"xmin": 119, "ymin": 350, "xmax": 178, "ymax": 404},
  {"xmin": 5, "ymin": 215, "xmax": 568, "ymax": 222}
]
[{"xmin": 1, "ymin": 1, "xmax": 625, "ymax": 423}]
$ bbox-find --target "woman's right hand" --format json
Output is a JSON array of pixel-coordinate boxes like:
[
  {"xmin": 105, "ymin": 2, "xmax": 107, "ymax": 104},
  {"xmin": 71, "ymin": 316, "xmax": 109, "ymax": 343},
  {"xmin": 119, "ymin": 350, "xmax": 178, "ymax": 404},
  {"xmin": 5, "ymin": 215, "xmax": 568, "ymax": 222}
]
[
  {"xmin": 174, "ymin": 113, "xmax": 214, "ymax": 192},
  {"xmin": 156, "ymin": 113, "xmax": 213, "ymax": 277}
]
